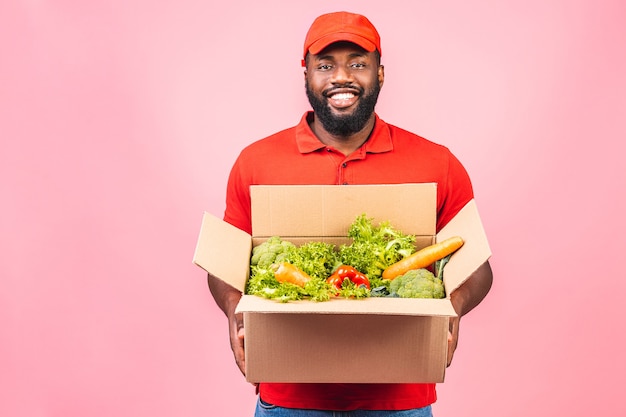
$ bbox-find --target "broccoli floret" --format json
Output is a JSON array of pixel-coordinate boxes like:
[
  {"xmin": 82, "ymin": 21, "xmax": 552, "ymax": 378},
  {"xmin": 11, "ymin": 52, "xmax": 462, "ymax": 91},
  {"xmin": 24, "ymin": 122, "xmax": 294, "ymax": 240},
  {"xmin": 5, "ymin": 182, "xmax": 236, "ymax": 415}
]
[
  {"xmin": 250, "ymin": 236, "xmax": 296, "ymax": 269},
  {"xmin": 389, "ymin": 269, "xmax": 445, "ymax": 299}
]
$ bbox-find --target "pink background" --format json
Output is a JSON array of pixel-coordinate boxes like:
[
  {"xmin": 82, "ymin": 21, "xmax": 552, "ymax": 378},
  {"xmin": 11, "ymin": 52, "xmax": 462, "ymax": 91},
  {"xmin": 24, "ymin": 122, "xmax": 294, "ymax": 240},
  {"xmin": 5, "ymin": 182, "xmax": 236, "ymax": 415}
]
[{"xmin": 2, "ymin": 1, "xmax": 625, "ymax": 416}]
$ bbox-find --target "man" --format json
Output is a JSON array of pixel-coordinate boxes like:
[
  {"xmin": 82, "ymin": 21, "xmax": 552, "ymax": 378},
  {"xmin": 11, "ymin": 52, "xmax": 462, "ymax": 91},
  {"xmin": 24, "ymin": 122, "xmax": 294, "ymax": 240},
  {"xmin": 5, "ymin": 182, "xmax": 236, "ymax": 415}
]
[{"xmin": 208, "ymin": 11, "xmax": 493, "ymax": 416}]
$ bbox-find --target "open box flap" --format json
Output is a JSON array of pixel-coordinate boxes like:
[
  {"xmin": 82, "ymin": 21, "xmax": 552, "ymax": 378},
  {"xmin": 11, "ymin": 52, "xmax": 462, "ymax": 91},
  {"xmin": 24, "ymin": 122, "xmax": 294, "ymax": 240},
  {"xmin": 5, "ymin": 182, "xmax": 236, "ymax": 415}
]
[
  {"xmin": 193, "ymin": 212, "xmax": 251, "ymax": 292},
  {"xmin": 437, "ymin": 199, "xmax": 492, "ymax": 295},
  {"xmin": 250, "ymin": 183, "xmax": 437, "ymax": 239}
]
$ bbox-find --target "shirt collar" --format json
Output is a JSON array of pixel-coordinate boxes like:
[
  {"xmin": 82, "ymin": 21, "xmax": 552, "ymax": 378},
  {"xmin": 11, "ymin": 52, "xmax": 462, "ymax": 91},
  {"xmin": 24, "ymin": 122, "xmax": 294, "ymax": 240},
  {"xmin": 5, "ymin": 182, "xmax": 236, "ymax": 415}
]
[{"xmin": 295, "ymin": 111, "xmax": 393, "ymax": 154}]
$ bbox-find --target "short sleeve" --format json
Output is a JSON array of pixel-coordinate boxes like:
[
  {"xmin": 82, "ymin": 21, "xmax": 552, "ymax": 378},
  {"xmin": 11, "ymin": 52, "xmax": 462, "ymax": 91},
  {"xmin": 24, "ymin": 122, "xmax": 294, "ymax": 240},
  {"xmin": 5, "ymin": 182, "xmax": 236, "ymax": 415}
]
[
  {"xmin": 223, "ymin": 155, "xmax": 253, "ymax": 234},
  {"xmin": 436, "ymin": 150, "xmax": 474, "ymax": 232}
]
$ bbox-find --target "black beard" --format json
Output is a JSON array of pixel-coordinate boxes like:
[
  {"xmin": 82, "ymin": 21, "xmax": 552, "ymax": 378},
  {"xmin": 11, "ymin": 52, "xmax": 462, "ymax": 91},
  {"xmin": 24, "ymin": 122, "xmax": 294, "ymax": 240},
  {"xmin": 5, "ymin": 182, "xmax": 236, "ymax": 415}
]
[{"xmin": 305, "ymin": 79, "xmax": 381, "ymax": 137}]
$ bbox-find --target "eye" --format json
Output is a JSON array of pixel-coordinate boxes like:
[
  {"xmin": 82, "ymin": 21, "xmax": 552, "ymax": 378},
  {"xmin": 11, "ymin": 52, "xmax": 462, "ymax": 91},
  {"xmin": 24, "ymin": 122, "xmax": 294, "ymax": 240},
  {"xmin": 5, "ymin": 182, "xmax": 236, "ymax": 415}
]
[
  {"xmin": 350, "ymin": 62, "xmax": 366, "ymax": 69},
  {"xmin": 316, "ymin": 63, "xmax": 333, "ymax": 71}
]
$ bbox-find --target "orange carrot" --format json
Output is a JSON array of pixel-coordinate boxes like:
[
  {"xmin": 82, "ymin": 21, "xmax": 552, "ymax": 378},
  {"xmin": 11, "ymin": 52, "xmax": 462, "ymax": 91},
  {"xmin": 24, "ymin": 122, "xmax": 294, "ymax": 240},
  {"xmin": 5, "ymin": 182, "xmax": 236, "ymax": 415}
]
[
  {"xmin": 272, "ymin": 262, "xmax": 311, "ymax": 287},
  {"xmin": 382, "ymin": 236, "xmax": 464, "ymax": 280}
]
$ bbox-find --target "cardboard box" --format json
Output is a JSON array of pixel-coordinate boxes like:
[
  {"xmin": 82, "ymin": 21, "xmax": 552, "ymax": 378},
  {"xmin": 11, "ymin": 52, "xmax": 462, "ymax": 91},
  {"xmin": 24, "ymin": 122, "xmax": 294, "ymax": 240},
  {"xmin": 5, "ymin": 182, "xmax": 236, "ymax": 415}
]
[{"xmin": 194, "ymin": 183, "xmax": 491, "ymax": 383}]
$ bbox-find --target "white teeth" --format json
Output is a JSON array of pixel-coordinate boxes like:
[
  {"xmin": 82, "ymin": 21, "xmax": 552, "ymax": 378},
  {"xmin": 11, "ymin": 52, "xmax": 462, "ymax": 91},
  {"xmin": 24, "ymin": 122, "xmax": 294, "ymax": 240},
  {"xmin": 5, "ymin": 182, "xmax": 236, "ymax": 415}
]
[{"xmin": 331, "ymin": 93, "xmax": 354, "ymax": 100}]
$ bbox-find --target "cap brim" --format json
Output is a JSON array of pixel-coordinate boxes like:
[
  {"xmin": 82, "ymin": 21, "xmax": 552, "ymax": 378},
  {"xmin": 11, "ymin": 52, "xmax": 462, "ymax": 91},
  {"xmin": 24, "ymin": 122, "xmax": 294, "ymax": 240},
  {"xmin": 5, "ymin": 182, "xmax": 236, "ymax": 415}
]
[{"xmin": 307, "ymin": 33, "xmax": 377, "ymax": 56}]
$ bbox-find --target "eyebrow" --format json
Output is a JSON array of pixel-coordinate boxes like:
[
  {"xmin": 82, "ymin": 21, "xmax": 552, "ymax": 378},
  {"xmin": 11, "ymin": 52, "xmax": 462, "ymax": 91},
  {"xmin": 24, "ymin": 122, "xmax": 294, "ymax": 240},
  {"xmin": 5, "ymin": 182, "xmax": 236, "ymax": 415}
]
[{"xmin": 314, "ymin": 51, "xmax": 368, "ymax": 62}]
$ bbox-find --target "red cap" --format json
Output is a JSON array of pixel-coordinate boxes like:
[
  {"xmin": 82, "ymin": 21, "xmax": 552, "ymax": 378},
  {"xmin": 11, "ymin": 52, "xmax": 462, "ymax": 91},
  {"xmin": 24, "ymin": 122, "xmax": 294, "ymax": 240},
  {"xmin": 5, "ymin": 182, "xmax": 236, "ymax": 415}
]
[{"xmin": 303, "ymin": 11, "xmax": 381, "ymax": 59}]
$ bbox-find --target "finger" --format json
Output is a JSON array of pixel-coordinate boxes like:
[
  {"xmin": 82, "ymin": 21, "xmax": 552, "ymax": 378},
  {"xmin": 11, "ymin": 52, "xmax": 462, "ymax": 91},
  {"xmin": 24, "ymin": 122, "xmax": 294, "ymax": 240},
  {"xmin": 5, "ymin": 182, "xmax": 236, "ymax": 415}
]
[
  {"xmin": 446, "ymin": 335, "xmax": 453, "ymax": 367},
  {"xmin": 233, "ymin": 341, "xmax": 246, "ymax": 376}
]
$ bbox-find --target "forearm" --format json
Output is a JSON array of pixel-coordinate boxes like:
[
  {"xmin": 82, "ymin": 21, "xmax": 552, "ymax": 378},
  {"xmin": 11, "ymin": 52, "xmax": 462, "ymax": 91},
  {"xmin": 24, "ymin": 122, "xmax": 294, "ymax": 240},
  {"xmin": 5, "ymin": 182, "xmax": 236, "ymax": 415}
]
[
  {"xmin": 207, "ymin": 273, "xmax": 247, "ymax": 376},
  {"xmin": 207, "ymin": 273, "xmax": 242, "ymax": 317},
  {"xmin": 450, "ymin": 260, "xmax": 493, "ymax": 317}
]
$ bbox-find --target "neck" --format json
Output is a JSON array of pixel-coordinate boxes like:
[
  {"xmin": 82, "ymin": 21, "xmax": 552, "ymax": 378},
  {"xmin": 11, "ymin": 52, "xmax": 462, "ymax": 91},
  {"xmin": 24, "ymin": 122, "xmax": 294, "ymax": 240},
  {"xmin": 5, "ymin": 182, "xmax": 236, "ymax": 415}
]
[{"xmin": 310, "ymin": 113, "xmax": 376, "ymax": 156}]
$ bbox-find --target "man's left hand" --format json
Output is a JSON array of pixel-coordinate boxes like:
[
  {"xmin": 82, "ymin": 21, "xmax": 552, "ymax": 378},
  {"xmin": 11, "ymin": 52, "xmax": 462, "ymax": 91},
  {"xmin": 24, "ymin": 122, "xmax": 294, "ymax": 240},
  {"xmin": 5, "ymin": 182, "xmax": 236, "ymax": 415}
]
[{"xmin": 447, "ymin": 316, "xmax": 460, "ymax": 367}]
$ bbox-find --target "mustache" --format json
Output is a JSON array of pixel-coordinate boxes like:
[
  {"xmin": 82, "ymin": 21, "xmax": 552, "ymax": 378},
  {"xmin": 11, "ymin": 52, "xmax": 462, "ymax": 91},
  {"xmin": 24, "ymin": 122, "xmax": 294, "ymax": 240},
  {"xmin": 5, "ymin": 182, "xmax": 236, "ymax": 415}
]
[{"xmin": 322, "ymin": 85, "xmax": 364, "ymax": 97}]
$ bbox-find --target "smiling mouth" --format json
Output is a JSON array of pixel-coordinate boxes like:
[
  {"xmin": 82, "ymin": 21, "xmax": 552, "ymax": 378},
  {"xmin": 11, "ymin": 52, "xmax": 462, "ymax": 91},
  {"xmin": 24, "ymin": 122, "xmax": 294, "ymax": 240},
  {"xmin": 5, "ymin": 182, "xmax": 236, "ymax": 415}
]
[
  {"xmin": 329, "ymin": 92, "xmax": 355, "ymax": 100},
  {"xmin": 326, "ymin": 90, "xmax": 360, "ymax": 109}
]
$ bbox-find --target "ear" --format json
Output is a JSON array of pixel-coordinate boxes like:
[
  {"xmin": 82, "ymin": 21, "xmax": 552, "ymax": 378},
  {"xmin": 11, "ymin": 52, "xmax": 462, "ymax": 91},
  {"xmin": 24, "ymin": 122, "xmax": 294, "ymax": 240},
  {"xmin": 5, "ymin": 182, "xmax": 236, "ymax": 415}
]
[{"xmin": 378, "ymin": 65, "xmax": 385, "ymax": 88}]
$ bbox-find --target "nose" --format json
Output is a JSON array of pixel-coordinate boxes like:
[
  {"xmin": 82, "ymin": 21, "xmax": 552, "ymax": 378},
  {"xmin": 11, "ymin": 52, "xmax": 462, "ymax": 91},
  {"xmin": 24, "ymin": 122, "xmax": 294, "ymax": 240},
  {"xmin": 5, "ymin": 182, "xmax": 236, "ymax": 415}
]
[{"xmin": 330, "ymin": 65, "xmax": 354, "ymax": 84}]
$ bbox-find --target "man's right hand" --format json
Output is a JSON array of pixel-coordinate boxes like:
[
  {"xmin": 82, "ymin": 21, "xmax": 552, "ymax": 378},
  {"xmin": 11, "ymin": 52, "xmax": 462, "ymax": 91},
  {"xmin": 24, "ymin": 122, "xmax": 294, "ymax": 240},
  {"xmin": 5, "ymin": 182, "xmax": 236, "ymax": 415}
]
[
  {"xmin": 229, "ymin": 312, "xmax": 246, "ymax": 375},
  {"xmin": 208, "ymin": 273, "xmax": 246, "ymax": 375}
]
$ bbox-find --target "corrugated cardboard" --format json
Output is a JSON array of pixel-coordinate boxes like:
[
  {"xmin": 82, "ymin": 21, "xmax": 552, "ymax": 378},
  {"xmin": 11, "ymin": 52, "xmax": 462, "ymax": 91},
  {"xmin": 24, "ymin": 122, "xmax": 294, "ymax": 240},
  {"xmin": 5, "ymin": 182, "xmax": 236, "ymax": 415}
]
[{"xmin": 193, "ymin": 183, "xmax": 491, "ymax": 383}]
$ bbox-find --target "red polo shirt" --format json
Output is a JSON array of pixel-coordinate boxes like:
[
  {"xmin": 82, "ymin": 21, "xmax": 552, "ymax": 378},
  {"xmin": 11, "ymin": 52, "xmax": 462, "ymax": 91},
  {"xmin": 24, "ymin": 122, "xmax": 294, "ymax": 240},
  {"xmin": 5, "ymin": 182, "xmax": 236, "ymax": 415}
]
[{"xmin": 223, "ymin": 112, "xmax": 474, "ymax": 410}]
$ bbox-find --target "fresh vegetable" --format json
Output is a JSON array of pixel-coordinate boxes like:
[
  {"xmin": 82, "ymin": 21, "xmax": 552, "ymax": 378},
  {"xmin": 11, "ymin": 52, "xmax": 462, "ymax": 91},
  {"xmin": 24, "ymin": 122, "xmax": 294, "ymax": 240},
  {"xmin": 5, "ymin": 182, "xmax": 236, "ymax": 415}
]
[
  {"xmin": 272, "ymin": 262, "xmax": 312, "ymax": 287},
  {"xmin": 326, "ymin": 273, "xmax": 344, "ymax": 290},
  {"xmin": 327, "ymin": 265, "xmax": 371, "ymax": 299},
  {"xmin": 382, "ymin": 236, "xmax": 464, "ymax": 281},
  {"xmin": 247, "ymin": 266, "xmax": 333, "ymax": 303},
  {"xmin": 282, "ymin": 241, "xmax": 340, "ymax": 281},
  {"xmin": 389, "ymin": 268, "xmax": 445, "ymax": 299},
  {"xmin": 245, "ymin": 214, "xmax": 460, "ymax": 303},
  {"xmin": 339, "ymin": 214, "xmax": 416, "ymax": 286},
  {"xmin": 369, "ymin": 285, "xmax": 390, "ymax": 297},
  {"xmin": 326, "ymin": 265, "xmax": 371, "ymax": 298},
  {"xmin": 246, "ymin": 240, "xmax": 338, "ymax": 302},
  {"xmin": 250, "ymin": 236, "xmax": 296, "ymax": 269},
  {"xmin": 327, "ymin": 265, "xmax": 371, "ymax": 290},
  {"xmin": 434, "ymin": 253, "xmax": 453, "ymax": 281},
  {"xmin": 343, "ymin": 268, "xmax": 370, "ymax": 289}
]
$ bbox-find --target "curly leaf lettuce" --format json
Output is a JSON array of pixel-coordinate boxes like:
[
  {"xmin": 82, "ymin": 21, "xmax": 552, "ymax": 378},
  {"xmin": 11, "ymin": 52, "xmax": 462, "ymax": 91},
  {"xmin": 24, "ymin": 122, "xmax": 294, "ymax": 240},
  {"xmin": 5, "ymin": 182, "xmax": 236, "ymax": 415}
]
[{"xmin": 339, "ymin": 214, "xmax": 416, "ymax": 286}]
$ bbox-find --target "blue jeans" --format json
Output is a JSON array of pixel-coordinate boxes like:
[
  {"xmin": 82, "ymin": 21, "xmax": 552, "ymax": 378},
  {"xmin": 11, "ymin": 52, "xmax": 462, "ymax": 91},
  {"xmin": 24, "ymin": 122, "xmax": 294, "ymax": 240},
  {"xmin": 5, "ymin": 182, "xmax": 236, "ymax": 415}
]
[{"xmin": 254, "ymin": 398, "xmax": 433, "ymax": 417}]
